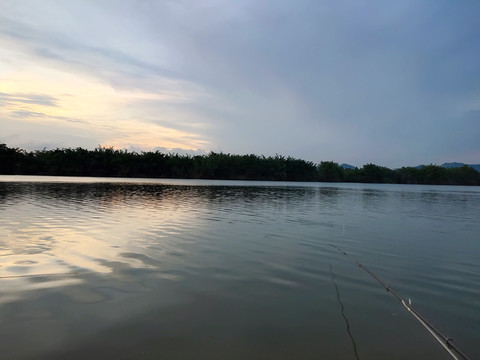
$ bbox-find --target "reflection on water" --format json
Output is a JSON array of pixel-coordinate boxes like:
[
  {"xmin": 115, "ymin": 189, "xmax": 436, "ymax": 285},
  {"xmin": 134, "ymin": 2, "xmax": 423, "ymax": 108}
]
[{"xmin": 0, "ymin": 176, "xmax": 479, "ymax": 359}]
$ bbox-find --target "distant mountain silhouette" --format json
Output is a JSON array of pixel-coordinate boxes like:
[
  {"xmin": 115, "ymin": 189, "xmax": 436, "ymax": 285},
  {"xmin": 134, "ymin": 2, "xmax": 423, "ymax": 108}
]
[
  {"xmin": 340, "ymin": 163, "xmax": 356, "ymax": 169},
  {"xmin": 441, "ymin": 162, "xmax": 480, "ymax": 172}
]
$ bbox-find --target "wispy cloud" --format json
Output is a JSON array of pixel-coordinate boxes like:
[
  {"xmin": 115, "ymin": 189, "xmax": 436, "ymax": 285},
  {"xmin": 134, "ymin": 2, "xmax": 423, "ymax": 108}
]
[
  {"xmin": 10, "ymin": 110, "xmax": 86, "ymax": 124},
  {"xmin": 0, "ymin": 92, "xmax": 58, "ymax": 107},
  {"xmin": 0, "ymin": 15, "xmax": 182, "ymax": 92}
]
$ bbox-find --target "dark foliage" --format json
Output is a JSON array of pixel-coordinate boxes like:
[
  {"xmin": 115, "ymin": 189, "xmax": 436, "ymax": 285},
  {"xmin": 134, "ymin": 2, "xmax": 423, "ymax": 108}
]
[{"xmin": 0, "ymin": 144, "xmax": 479, "ymax": 185}]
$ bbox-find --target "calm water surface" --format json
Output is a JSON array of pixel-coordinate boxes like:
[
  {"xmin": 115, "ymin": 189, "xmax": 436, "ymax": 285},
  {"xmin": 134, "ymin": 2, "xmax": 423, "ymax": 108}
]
[{"xmin": 0, "ymin": 175, "xmax": 479, "ymax": 359}]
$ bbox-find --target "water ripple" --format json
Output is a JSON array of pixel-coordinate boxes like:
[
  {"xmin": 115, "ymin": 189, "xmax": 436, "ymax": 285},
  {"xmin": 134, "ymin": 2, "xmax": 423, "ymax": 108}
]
[{"xmin": 0, "ymin": 178, "xmax": 479, "ymax": 359}]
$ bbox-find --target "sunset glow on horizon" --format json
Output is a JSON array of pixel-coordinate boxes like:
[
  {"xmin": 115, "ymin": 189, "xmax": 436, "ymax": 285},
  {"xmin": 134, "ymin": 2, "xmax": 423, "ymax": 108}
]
[{"xmin": 1, "ymin": 57, "xmax": 211, "ymax": 152}]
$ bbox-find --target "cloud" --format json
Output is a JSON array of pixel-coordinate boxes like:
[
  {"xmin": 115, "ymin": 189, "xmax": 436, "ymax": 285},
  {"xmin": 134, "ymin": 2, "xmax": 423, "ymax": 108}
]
[
  {"xmin": 0, "ymin": 92, "xmax": 58, "ymax": 107},
  {"xmin": 0, "ymin": 13, "xmax": 180, "ymax": 92},
  {"xmin": 10, "ymin": 110, "xmax": 86, "ymax": 124},
  {"xmin": 1, "ymin": 0, "xmax": 480, "ymax": 167}
]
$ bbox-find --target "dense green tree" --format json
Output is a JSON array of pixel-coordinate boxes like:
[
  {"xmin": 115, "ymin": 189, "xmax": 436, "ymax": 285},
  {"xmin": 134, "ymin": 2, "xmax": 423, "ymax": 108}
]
[
  {"xmin": 416, "ymin": 165, "xmax": 448, "ymax": 185},
  {"xmin": 0, "ymin": 144, "xmax": 478, "ymax": 185},
  {"xmin": 397, "ymin": 166, "xmax": 420, "ymax": 184},
  {"xmin": 318, "ymin": 161, "xmax": 344, "ymax": 182},
  {"xmin": 0, "ymin": 144, "xmax": 24, "ymax": 174},
  {"xmin": 444, "ymin": 165, "xmax": 480, "ymax": 185},
  {"xmin": 356, "ymin": 163, "xmax": 396, "ymax": 183}
]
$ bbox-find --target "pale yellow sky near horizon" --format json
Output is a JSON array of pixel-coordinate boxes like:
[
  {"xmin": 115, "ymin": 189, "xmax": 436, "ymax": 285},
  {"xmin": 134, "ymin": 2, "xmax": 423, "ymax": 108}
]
[{"xmin": 1, "ymin": 61, "xmax": 210, "ymax": 152}]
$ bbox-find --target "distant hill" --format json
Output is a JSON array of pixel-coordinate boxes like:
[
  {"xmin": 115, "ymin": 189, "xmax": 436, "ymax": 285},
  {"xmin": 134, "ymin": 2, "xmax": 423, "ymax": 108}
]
[
  {"xmin": 441, "ymin": 162, "xmax": 480, "ymax": 172},
  {"xmin": 340, "ymin": 163, "xmax": 356, "ymax": 169}
]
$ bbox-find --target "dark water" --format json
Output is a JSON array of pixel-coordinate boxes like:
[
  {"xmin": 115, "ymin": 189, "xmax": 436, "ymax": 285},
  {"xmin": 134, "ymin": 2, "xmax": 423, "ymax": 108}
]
[{"xmin": 0, "ymin": 176, "xmax": 479, "ymax": 359}]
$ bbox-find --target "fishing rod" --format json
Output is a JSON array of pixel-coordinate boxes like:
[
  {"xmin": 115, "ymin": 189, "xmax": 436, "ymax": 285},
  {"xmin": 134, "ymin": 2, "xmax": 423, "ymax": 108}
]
[{"xmin": 330, "ymin": 244, "xmax": 470, "ymax": 360}]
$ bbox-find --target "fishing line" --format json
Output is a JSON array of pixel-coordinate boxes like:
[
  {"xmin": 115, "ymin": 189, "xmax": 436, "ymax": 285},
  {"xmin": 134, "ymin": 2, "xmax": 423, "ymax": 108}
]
[
  {"xmin": 329, "ymin": 264, "xmax": 361, "ymax": 360},
  {"xmin": 330, "ymin": 244, "xmax": 470, "ymax": 360}
]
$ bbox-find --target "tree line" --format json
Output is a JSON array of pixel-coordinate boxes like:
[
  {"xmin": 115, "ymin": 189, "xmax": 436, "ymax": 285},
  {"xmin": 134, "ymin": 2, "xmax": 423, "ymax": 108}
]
[{"xmin": 1, "ymin": 144, "xmax": 479, "ymax": 185}]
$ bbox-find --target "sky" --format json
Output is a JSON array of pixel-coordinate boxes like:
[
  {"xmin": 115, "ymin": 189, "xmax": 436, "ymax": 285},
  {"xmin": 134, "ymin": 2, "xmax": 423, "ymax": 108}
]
[{"xmin": 1, "ymin": 0, "xmax": 479, "ymax": 168}]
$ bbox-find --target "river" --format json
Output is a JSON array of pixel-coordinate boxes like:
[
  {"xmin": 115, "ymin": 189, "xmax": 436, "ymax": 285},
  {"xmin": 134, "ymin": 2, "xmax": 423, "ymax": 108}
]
[{"xmin": 0, "ymin": 175, "xmax": 478, "ymax": 359}]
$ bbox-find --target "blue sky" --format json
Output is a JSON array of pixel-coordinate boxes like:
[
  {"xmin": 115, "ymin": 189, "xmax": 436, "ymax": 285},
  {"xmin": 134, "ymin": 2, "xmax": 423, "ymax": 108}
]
[{"xmin": 1, "ymin": 0, "xmax": 479, "ymax": 168}]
